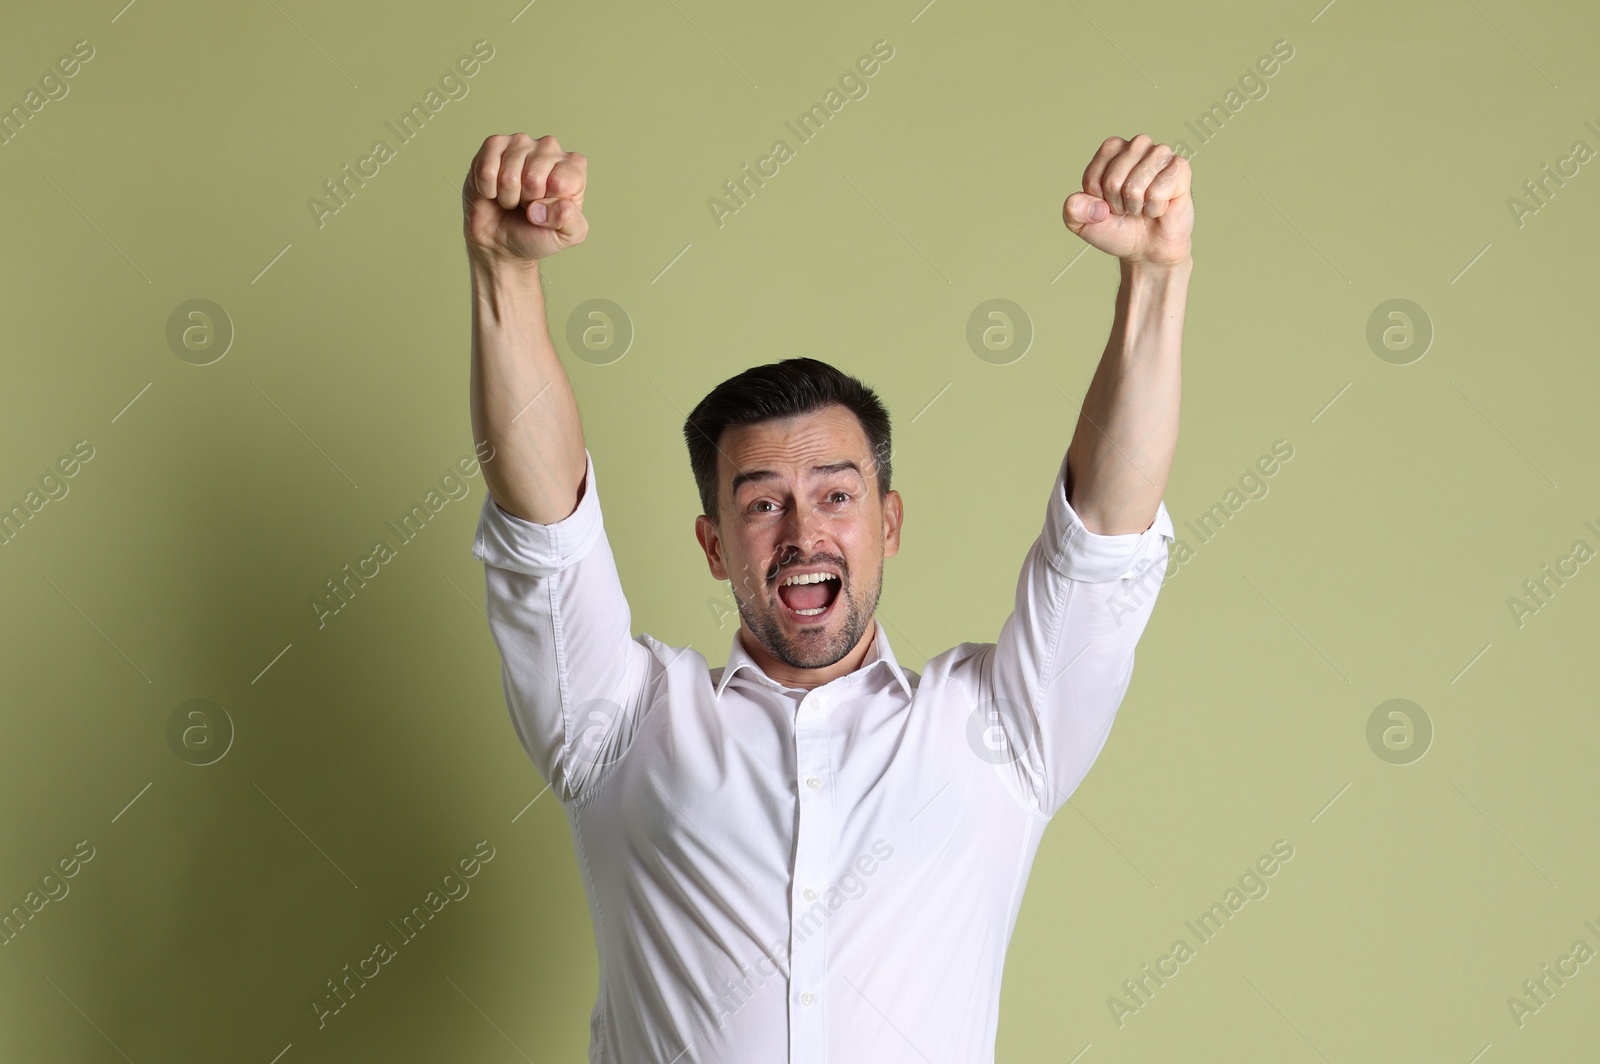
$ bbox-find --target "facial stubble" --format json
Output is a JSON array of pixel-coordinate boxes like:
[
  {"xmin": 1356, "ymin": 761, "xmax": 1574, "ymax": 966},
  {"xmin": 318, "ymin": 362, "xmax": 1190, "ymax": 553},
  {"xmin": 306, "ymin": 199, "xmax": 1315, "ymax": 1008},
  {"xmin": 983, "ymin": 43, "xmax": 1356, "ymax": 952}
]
[{"xmin": 732, "ymin": 561, "xmax": 882, "ymax": 671}]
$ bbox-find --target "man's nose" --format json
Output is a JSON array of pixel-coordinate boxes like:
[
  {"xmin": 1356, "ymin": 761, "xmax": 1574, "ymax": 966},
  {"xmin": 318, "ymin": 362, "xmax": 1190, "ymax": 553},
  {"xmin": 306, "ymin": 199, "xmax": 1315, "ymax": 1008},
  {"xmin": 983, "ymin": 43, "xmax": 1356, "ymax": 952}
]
[{"xmin": 779, "ymin": 498, "xmax": 827, "ymax": 555}]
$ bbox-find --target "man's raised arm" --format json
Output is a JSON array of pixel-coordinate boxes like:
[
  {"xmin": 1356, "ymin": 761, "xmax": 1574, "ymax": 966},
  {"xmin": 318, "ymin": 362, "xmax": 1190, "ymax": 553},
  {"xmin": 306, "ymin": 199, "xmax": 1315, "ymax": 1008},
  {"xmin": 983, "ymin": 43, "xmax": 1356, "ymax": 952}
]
[
  {"xmin": 1061, "ymin": 133, "xmax": 1191, "ymax": 535},
  {"xmin": 465, "ymin": 133, "xmax": 589, "ymax": 523},
  {"xmin": 463, "ymin": 133, "xmax": 650, "ymax": 803},
  {"xmin": 979, "ymin": 134, "xmax": 1190, "ymax": 819}
]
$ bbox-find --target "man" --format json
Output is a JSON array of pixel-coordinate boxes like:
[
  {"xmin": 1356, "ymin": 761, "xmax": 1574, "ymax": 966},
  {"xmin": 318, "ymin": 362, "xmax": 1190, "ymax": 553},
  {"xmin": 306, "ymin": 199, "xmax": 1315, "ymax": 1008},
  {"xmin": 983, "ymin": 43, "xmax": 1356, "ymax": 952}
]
[{"xmin": 464, "ymin": 132, "xmax": 1190, "ymax": 1063}]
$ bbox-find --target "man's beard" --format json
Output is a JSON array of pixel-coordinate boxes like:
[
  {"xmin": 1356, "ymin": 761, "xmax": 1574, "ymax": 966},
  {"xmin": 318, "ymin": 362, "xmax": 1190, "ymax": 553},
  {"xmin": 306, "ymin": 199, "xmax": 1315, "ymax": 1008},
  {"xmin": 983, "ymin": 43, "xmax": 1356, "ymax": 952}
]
[{"xmin": 733, "ymin": 568, "xmax": 882, "ymax": 671}]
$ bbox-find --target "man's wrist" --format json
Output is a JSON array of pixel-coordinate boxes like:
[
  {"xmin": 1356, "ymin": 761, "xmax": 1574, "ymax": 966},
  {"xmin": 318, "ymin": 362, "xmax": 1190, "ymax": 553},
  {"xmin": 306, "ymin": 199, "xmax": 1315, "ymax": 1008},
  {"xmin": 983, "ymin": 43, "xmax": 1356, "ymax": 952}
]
[
  {"xmin": 1120, "ymin": 253, "xmax": 1193, "ymax": 280},
  {"xmin": 467, "ymin": 244, "xmax": 543, "ymax": 279},
  {"xmin": 468, "ymin": 246, "xmax": 546, "ymax": 322},
  {"xmin": 1115, "ymin": 253, "xmax": 1192, "ymax": 341}
]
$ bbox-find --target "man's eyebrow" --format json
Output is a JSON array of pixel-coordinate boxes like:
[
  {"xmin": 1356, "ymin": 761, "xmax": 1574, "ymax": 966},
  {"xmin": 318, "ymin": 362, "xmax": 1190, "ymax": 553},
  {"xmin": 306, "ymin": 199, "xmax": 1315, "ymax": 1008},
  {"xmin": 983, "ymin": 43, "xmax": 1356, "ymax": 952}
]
[{"xmin": 729, "ymin": 460, "xmax": 865, "ymax": 496}]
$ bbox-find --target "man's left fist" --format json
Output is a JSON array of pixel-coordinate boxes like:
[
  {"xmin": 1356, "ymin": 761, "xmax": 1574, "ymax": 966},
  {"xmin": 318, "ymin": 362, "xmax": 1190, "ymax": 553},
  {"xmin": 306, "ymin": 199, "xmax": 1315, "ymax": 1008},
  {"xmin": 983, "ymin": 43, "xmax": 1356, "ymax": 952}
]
[{"xmin": 1063, "ymin": 134, "xmax": 1193, "ymax": 267}]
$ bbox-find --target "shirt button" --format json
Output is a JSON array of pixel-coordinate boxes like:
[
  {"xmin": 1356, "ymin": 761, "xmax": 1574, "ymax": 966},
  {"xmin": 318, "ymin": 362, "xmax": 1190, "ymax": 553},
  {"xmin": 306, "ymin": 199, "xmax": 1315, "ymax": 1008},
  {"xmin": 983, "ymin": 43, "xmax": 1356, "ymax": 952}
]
[
  {"xmin": 801, "ymin": 992, "xmax": 815, "ymax": 1006},
  {"xmin": 803, "ymin": 888, "xmax": 817, "ymax": 901},
  {"xmin": 806, "ymin": 777, "xmax": 821, "ymax": 790}
]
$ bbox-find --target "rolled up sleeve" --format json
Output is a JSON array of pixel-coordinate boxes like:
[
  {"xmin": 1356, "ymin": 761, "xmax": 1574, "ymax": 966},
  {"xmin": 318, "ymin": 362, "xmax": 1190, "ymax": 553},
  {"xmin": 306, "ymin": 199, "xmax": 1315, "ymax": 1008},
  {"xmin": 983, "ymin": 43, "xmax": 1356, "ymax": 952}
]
[
  {"xmin": 471, "ymin": 450, "xmax": 650, "ymax": 802},
  {"xmin": 985, "ymin": 451, "xmax": 1175, "ymax": 818}
]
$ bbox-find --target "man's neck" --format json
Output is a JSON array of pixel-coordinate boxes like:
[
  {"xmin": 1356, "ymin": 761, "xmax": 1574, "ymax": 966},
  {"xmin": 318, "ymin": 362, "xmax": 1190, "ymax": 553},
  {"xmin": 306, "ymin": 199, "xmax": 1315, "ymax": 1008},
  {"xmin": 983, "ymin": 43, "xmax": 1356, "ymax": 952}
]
[{"xmin": 738, "ymin": 621, "xmax": 878, "ymax": 691}]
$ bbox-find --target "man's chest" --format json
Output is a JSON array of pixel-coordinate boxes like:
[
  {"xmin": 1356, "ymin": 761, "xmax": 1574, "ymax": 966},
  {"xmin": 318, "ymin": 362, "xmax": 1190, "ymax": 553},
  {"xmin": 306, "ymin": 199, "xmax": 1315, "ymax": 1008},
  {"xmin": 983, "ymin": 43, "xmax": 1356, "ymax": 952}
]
[{"xmin": 574, "ymin": 681, "xmax": 1026, "ymax": 898}]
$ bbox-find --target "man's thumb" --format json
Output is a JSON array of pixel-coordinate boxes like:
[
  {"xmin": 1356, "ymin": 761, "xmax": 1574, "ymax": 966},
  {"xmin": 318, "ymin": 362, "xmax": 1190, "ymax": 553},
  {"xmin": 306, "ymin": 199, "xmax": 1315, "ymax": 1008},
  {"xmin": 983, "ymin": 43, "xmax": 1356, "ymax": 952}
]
[
  {"xmin": 1063, "ymin": 193, "xmax": 1110, "ymax": 231},
  {"xmin": 526, "ymin": 197, "xmax": 567, "ymax": 227}
]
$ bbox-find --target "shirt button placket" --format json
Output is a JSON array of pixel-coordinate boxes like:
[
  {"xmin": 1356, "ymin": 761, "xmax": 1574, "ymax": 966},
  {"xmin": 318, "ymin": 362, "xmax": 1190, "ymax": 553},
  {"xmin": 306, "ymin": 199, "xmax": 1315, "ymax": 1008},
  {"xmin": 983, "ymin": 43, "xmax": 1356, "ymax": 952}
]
[{"xmin": 790, "ymin": 692, "xmax": 832, "ymax": 1062}]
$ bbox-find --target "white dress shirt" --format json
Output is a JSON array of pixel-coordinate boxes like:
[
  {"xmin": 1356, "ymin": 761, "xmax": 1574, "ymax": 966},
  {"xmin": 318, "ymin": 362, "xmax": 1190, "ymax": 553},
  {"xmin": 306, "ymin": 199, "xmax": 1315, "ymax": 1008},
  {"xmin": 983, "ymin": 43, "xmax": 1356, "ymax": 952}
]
[{"xmin": 472, "ymin": 448, "xmax": 1174, "ymax": 1064}]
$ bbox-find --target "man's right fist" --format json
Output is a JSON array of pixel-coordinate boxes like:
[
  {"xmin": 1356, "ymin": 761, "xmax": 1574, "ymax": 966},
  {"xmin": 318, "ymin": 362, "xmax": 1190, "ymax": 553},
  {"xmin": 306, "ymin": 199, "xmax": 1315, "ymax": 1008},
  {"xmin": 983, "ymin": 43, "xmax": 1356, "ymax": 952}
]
[{"xmin": 463, "ymin": 133, "xmax": 588, "ymax": 264}]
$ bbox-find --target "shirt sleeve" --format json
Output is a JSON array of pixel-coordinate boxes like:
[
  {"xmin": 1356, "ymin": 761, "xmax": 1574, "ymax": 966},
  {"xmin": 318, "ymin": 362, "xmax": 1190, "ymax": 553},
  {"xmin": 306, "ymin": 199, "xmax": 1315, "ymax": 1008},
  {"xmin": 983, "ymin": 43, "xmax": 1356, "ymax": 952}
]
[
  {"xmin": 982, "ymin": 450, "xmax": 1176, "ymax": 819},
  {"xmin": 470, "ymin": 449, "xmax": 651, "ymax": 803}
]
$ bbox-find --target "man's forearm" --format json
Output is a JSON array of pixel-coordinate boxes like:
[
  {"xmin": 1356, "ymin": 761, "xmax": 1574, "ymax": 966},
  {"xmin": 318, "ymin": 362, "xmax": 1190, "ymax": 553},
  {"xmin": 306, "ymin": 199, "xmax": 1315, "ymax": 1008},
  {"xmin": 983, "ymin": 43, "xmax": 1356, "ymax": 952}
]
[
  {"xmin": 468, "ymin": 249, "xmax": 588, "ymax": 525},
  {"xmin": 1064, "ymin": 256, "xmax": 1190, "ymax": 535}
]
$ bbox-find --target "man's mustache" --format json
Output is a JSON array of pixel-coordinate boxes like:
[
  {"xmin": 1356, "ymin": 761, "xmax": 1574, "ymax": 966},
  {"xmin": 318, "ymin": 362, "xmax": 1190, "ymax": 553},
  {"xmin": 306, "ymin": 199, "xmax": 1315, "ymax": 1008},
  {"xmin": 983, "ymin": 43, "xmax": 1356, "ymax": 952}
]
[{"xmin": 764, "ymin": 554, "xmax": 849, "ymax": 586}]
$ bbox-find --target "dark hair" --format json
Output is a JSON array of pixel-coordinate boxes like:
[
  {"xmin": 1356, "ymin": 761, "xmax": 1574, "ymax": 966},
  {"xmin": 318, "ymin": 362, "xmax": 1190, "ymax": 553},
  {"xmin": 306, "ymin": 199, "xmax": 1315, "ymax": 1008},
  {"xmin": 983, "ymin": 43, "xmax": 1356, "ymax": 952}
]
[{"xmin": 682, "ymin": 357, "xmax": 892, "ymax": 520}]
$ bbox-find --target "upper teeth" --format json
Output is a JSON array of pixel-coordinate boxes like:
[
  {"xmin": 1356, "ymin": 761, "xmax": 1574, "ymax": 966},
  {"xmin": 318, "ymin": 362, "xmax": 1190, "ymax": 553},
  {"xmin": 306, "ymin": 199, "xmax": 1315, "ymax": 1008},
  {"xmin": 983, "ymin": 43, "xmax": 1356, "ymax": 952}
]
[{"xmin": 781, "ymin": 572, "xmax": 838, "ymax": 586}]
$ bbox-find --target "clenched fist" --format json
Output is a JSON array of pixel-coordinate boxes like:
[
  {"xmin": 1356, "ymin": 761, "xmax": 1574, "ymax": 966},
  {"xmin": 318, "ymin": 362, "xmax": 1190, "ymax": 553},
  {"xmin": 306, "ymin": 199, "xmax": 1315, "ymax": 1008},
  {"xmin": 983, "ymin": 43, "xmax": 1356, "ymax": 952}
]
[
  {"xmin": 463, "ymin": 133, "xmax": 588, "ymax": 264},
  {"xmin": 1063, "ymin": 134, "xmax": 1193, "ymax": 267}
]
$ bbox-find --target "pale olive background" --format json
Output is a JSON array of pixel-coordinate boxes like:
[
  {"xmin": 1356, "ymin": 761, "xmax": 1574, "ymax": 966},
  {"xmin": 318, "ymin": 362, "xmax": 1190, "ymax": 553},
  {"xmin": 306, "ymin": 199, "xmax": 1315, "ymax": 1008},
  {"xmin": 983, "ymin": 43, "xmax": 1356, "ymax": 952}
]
[{"xmin": 2, "ymin": 0, "xmax": 1597, "ymax": 1060}]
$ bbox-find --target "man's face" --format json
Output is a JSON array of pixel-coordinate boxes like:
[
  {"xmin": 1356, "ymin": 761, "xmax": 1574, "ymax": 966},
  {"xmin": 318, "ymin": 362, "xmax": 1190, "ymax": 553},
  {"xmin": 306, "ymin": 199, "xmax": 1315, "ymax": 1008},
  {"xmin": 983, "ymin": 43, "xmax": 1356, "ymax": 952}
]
[{"xmin": 694, "ymin": 404, "xmax": 902, "ymax": 671}]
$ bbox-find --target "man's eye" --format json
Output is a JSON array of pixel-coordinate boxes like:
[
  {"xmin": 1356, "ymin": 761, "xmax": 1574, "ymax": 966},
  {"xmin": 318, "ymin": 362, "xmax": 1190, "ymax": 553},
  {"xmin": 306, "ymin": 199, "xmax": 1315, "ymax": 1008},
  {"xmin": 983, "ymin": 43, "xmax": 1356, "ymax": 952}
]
[{"xmin": 829, "ymin": 492, "xmax": 849, "ymax": 504}]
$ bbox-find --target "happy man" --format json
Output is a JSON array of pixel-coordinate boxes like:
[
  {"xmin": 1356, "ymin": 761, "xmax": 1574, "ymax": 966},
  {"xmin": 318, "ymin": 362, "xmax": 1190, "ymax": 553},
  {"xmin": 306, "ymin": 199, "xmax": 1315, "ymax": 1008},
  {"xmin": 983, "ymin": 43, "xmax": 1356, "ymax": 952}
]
[{"xmin": 464, "ymin": 131, "xmax": 1191, "ymax": 1063}]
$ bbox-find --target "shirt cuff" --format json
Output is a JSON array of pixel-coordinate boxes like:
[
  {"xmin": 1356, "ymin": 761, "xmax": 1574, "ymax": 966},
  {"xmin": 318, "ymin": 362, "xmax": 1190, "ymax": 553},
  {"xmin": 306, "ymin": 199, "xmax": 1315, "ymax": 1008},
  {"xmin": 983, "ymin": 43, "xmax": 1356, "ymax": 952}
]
[
  {"xmin": 470, "ymin": 449, "xmax": 604, "ymax": 578},
  {"xmin": 1043, "ymin": 450, "xmax": 1176, "ymax": 583}
]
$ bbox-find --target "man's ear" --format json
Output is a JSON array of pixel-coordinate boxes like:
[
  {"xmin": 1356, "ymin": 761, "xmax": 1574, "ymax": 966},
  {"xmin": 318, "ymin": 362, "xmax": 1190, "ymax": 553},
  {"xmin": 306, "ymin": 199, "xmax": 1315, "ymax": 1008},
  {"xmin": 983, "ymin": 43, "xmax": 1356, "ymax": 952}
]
[
  {"xmin": 881, "ymin": 489, "xmax": 903, "ymax": 559},
  {"xmin": 695, "ymin": 514, "xmax": 729, "ymax": 580}
]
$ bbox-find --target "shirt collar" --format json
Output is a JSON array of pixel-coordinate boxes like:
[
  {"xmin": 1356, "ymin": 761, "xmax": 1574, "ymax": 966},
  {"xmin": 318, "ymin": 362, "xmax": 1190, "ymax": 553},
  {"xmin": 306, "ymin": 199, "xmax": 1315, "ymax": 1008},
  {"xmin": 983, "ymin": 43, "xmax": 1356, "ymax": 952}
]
[{"xmin": 715, "ymin": 617, "xmax": 914, "ymax": 703}]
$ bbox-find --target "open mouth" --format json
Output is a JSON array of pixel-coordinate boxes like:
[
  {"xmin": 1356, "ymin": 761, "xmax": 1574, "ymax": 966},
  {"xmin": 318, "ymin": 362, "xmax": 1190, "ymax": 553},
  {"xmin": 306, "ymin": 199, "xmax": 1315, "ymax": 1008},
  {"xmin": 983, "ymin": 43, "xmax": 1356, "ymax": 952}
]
[{"xmin": 775, "ymin": 573, "xmax": 842, "ymax": 622}]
